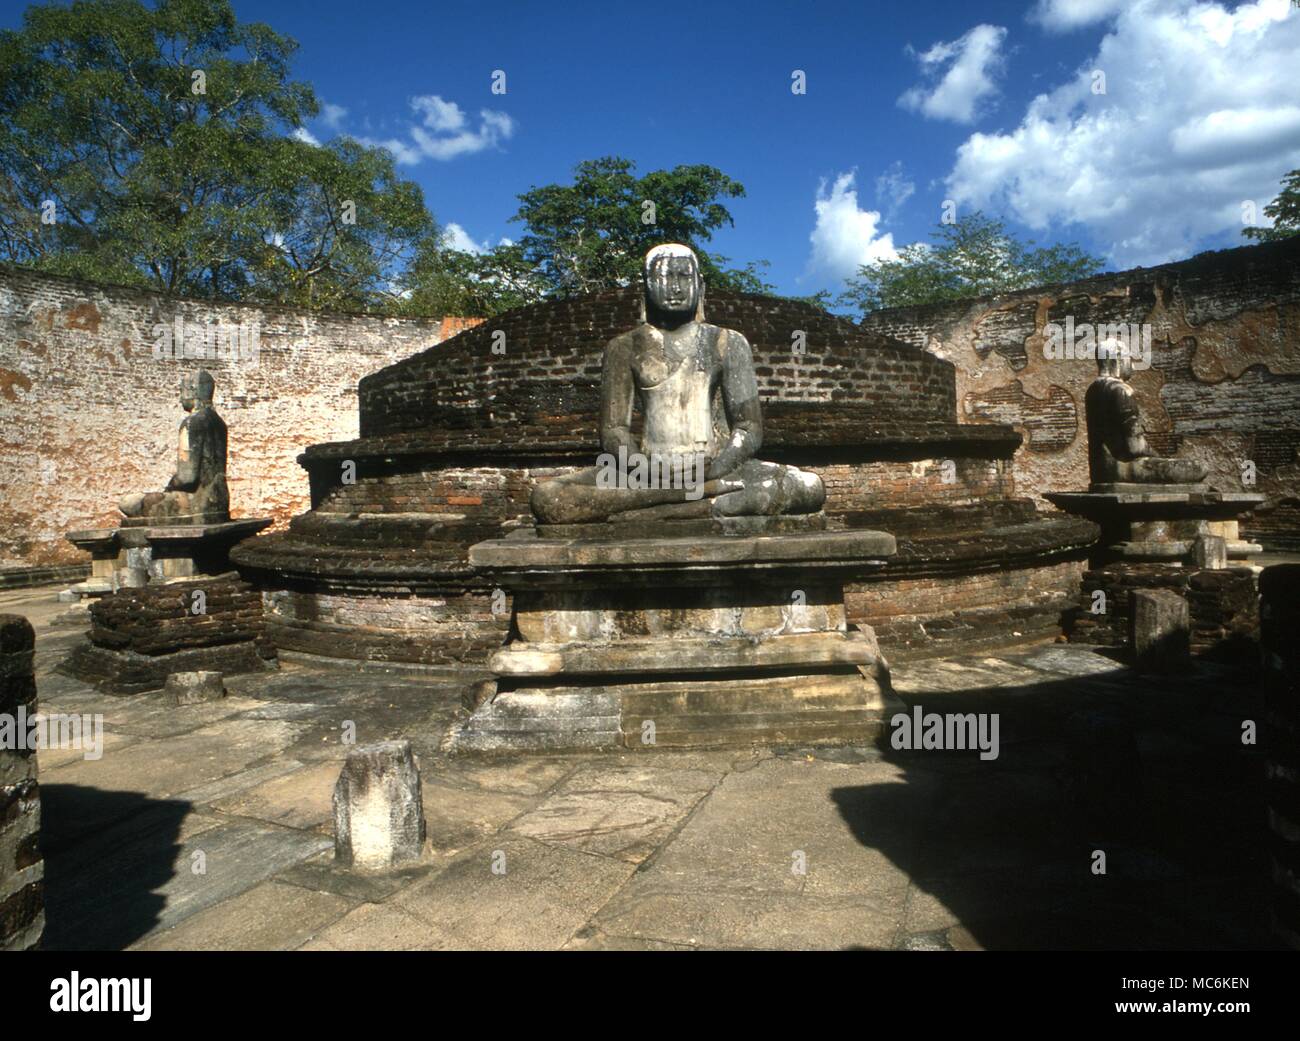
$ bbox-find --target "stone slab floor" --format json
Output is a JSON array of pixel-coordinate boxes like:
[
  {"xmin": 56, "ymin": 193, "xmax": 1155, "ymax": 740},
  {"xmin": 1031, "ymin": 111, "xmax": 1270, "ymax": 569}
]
[{"xmin": 2, "ymin": 586, "xmax": 1279, "ymax": 951}]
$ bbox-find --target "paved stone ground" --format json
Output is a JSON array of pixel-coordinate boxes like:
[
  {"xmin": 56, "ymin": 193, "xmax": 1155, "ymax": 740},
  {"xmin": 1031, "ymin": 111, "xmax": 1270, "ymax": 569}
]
[{"xmin": 2, "ymin": 586, "xmax": 1279, "ymax": 951}]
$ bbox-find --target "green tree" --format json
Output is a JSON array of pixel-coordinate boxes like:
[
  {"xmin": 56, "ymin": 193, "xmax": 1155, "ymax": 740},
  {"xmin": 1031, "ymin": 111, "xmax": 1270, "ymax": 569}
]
[
  {"xmin": 394, "ymin": 237, "xmax": 547, "ymax": 318},
  {"xmin": 255, "ymin": 137, "xmax": 432, "ymax": 311},
  {"xmin": 0, "ymin": 0, "xmax": 431, "ymax": 307},
  {"xmin": 838, "ymin": 212, "xmax": 1103, "ymax": 316},
  {"xmin": 509, "ymin": 156, "xmax": 774, "ymax": 296},
  {"xmin": 1243, "ymin": 169, "xmax": 1300, "ymax": 243}
]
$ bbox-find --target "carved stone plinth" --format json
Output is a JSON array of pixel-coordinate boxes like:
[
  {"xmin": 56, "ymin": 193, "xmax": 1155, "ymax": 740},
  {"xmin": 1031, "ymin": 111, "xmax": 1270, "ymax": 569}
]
[
  {"xmin": 1045, "ymin": 488, "xmax": 1263, "ymax": 565},
  {"xmin": 65, "ymin": 518, "xmax": 272, "ymax": 597},
  {"xmin": 447, "ymin": 521, "xmax": 898, "ymax": 752}
]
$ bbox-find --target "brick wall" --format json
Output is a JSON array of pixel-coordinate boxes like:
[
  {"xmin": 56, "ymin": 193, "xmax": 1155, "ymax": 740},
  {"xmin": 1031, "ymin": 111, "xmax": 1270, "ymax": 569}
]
[
  {"xmin": 0, "ymin": 265, "xmax": 447, "ymax": 567},
  {"xmin": 357, "ymin": 286, "xmax": 957, "ymax": 439},
  {"xmin": 860, "ymin": 237, "xmax": 1300, "ymax": 547}
]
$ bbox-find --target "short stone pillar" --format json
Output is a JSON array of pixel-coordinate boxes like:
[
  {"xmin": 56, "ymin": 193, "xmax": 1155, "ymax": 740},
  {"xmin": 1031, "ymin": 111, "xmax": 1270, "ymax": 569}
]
[
  {"xmin": 1261, "ymin": 564, "xmax": 1300, "ymax": 949},
  {"xmin": 164, "ymin": 670, "xmax": 227, "ymax": 705},
  {"xmin": 1130, "ymin": 588, "xmax": 1190, "ymax": 673},
  {"xmin": 0, "ymin": 615, "xmax": 43, "ymax": 950},
  {"xmin": 333, "ymin": 740, "xmax": 426, "ymax": 872},
  {"xmin": 1193, "ymin": 534, "xmax": 1228, "ymax": 570}
]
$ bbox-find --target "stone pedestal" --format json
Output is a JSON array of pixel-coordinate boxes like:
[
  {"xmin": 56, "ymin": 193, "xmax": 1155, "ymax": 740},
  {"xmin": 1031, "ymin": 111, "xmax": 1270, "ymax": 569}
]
[
  {"xmin": 64, "ymin": 518, "xmax": 272, "ymax": 598},
  {"xmin": 59, "ymin": 573, "xmax": 275, "ymax": 694},
  {"xmin": 448, "ymin": 518, "xmax": 897, "ymax": 752},
  {"xmin": 1045, "ymin": 487, "xmax": 1263, "ymax": 565},
  {"xmin": 1052, "ymin": 486, "xmax": 1263, "ymax": 664}
]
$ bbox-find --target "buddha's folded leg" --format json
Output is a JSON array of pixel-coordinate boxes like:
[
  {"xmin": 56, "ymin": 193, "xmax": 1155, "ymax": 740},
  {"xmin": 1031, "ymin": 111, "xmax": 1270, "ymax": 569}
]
[
  {"xmin": 532, "ymin": 467, "xmax": 736, "ymax": 524},
  {"xmin": 711, "ymin": 461, "xmax": 826, "ymax": 517},
  {"xmin": 1125, "ymin": 457, "xmax": 1208, "ymax": 484}
]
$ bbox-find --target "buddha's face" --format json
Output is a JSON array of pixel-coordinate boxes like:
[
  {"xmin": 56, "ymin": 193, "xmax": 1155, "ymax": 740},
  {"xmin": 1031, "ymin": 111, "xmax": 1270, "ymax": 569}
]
[
  {"xmin": 179, "ymin": 378, "xmax": 197, "ymax": 412},
  {"xmin": 647, "ymin": 257, "xmax": 699, "ymax": 315}
]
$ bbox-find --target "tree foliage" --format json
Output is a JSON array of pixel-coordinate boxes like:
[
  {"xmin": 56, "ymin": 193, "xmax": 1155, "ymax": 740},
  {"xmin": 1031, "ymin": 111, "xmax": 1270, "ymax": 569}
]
[
  {"xmin": 509, "ymin": 156, "xmax": 773, "ymax": 297},
  {"xmin": 1243, "ymin": 169, "xmax": 1300, "ymax": 243},
  {"xmin": 0, "ymin": 0, "xmax": 431, "ymax": 307},
  {"xmin": 838, "ymin": 212, "xmax": 1104, "ymax": 316}
]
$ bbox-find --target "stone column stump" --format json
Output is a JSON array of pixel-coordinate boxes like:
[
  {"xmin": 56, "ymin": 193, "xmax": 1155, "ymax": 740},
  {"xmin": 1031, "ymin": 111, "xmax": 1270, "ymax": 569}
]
[
  {"xmin": 333, "ymin": 740, "xmax": 427, "ymax": 871},
  {"xmin": 1130, "ymin": 588, "xmax": 1191, "ymax": 673}
]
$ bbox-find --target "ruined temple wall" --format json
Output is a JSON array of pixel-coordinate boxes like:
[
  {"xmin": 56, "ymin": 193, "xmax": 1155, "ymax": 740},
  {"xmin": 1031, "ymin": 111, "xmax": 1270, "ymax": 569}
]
[
  {"xmin": 357, "ymin": 287, "xmax": 956, "ymax": 437},
  {"xmin": 859, "ymin": 238, "xmax": 1300, "ymax": 546},
  {"xmin": 0, "ymin": 265, "xmax": 447, "ymax": 566}
]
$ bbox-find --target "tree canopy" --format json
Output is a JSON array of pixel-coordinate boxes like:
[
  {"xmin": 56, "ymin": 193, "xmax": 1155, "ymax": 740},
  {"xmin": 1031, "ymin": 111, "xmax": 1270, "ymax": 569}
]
[
  {"xmin": 1243, "ymin": 168, "xmax": 1300, "ymax": 244},
  {"xmin": 837, "ymin": 212, "xmax": 1104, "ymax": 316},
  {"xmin": 0, "ymin": 0, "xmax": 432, "ymax": 307},
  {"xmin": 509, "ymin": 156, "xmax": 773, "ymax": 298}
]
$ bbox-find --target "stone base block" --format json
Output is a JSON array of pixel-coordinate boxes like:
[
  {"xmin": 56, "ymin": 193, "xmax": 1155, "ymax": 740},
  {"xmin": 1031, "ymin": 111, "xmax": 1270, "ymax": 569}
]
[
  {"xmin": 1130, "ymin": 588, "xmax": 1191, "ymax": 674},
  {"xmin": 1066, "ymin": 562, "xmax": 1259, "ymax": 664},
  {"xmin": 449, "ymin": 665, "xmax": 895, "ymax": 753},
  {"xmin": 60, "ymin": 639, "xmax": 274, "ymax": 695}
]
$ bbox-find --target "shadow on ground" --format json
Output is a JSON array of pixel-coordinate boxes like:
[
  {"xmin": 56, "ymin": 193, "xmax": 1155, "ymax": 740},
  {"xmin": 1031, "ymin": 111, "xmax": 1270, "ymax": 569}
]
[
  {"xmin": 832, "ymin": 654, "xmax": 1279, "ymax": 950},
  {"xmin": 41, "ymin": 785, "xmax": 190, "ymax": 951}
]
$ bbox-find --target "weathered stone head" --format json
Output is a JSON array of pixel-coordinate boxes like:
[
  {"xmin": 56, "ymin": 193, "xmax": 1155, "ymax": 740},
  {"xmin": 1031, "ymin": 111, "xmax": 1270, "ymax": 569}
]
[
  {"xmin": 181, "ymin": 369, "xmax": 215, "ymax": 412},
  {"xmin": 643, "ymin": 243, "xmax": 704, "ymax": 325},
  {"xmin": 1096, "ymin": 339, "xmax": 1133, "ymax": 382}
]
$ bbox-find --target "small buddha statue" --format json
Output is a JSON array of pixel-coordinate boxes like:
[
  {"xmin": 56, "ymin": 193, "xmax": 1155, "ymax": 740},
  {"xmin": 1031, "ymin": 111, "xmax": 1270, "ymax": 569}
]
[
  {"xmin": 119, "ymin": 369, "xmax": 230, "ymax": 524},
  {"xmin": 1084, "ymin": 341, "xmax": 1207, "ymax": 488},
  {"xmin": 531, "ymin": 244, "xmax": 825, "ymax": 524}
]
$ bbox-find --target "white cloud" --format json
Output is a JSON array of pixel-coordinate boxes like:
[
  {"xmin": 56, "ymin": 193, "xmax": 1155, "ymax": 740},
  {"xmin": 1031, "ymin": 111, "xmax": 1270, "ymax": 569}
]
[
  {"xmin": 362, "ymin": 95, "xmax": 515, "ymax": 164},
  {"xmin": 1029, "ymin": 0, "xmax": 1128, "ymax": 31},
  {"xmin": 320, "ymin": 102, "xmax": 348, "ymax": 129},
  {"xmin": 291, "ymin": 126, "xmax": 320, "ymax": 146},
  {"xmin": 807, "ymin": 172, "xmax": 899, "ymax": 280},
  {"xmin": 899, "ymin": 24, "xmax": 1008, "ymax": 124},
  {"xmin": 441, "ymin": 223, "xmax": 489, "ymax": 254},
  {"xmin": 875, "ymin": 162, "xmax": 916, "ymax": 217},
  {"xmin": 946, "ymin": 0, "xmax": 1300, "ymax": 267}
]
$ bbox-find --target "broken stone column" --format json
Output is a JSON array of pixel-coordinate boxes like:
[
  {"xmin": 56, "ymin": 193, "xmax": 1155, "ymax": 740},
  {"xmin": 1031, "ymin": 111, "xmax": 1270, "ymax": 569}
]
[
  {"xmin": 164, "ymin": 670, "xmax": 227, "ymax": 705},
  {"xmin": 1129, "ymin": 588, "xmax": 1191, "ymax": 673},
  {"xmin": 1193, "ymin": 533, "xmax": 1228, "ymax": 570},
  {"xmin": 1, "ymin": 615, "xmax": 43, "ymax": 950},
  {"xmin": 333, "ymin": 740, "xmax": 426, "ymax": 871}
]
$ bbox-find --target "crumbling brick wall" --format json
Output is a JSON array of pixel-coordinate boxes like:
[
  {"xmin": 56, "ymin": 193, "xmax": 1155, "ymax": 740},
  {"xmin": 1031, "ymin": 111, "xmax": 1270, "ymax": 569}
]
[
  {"xmin": 860, "ymin": 238, "xmax": 1300, "ymax": 548},
  {"xmin": 0, "ymin": 264, "xmax": 447, "ymax": 566}
]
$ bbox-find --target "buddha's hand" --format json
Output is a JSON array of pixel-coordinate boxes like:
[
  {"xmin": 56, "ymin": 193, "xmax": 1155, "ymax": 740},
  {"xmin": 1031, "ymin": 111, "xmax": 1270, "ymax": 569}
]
[{"xmin": 701, "ymin": 477, "xmax": 745, "ymax": 498}]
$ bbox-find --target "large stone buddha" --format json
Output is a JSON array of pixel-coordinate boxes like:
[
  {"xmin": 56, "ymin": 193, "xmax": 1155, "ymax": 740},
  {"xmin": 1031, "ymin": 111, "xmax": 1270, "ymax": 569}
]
[
  {"xmin": 531, "ymin": 244, "xmax": 825, "ymax": 524},
  {"xmin": 1084, "ymin": 343, "xmax": 1207, "ymax": 489},
  {"xmin": 119, "ymin": 368, "xmax": 230, "ymax": 524}
]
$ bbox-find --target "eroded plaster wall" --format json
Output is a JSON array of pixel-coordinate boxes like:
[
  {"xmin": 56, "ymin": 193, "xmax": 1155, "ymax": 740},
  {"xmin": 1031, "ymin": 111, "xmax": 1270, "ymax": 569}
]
[
  {"xmin": 860, "ymin": 238, "xmax": 1300, "ymax": 547},
  {"xmin": 0, "ymin": 265, "xmax": 446, "ymax": 566}
]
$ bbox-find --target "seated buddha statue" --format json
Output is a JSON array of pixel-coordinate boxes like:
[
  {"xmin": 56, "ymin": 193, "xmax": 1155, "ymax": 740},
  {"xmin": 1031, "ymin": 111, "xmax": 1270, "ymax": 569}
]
[
  {"xmin": 531, "ymin": 244, "xmax": 825, "ymax": 525},
  {"xmin": 118, "ymin": 369, "xmax": 230, "ymax": 524},
  {"xmin": 1084, "ymin": 341, "xmax": 1207, "ymax": 489}
]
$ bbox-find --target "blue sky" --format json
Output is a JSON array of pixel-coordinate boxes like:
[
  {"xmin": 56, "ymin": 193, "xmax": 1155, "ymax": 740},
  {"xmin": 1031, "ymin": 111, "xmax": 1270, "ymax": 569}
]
[{"xmin": 6, "ymin": 0, "xmax": 1300, "ymax": 296}]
